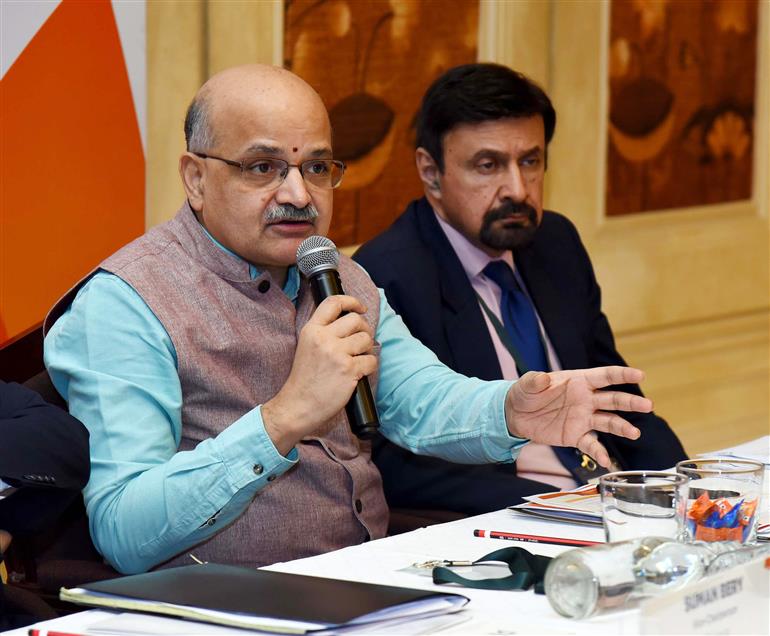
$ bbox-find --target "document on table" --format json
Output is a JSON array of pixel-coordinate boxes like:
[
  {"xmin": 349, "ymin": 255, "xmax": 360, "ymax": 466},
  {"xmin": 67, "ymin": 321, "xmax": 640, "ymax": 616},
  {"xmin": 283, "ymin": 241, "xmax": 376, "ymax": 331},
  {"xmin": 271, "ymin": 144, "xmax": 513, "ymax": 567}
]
[
  {"xmin": 508, "ymin": 483, "xmax": 602, "ymax": 525},
  {"xmin": 0, "ymin": 477, "xmax": 16, "ymax": 500},
  {"xmin": 85, "ymin": 610, "xmax": 473, "ymax": 635},
  {"xmin": 510, "ymin": 477, "xmax": 768, "ymax": 541},
  {"xmin": 60, "ymin": 563, "xmax": 470, "ymax": 634},
  {"xmin": 699, "ymin": 435, "xmax": 770, "ymax": 465},
  {"xmin": 509, "ymin": 436, "xmax": 770, "ymax": 538}
]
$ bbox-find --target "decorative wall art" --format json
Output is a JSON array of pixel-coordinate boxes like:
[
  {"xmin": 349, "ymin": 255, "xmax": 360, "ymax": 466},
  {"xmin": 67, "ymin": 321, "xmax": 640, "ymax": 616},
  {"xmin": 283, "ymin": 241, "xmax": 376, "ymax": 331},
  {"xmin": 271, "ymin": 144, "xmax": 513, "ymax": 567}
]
[
  {"xmin": 606, "ymin": 0, "xmax": 758, "ymax": 215},
  {"xmin": 285, "ymin": 0, "xmax": 479, "ymax": 246}
]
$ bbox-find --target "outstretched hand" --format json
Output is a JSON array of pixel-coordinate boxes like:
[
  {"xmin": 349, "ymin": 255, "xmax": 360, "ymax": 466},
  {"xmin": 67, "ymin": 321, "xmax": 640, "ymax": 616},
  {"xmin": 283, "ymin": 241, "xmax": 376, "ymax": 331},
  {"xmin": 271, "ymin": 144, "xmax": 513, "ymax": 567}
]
[{"xmin": 505, "ymin": 366, "xmax": 652, "ymax": 468}]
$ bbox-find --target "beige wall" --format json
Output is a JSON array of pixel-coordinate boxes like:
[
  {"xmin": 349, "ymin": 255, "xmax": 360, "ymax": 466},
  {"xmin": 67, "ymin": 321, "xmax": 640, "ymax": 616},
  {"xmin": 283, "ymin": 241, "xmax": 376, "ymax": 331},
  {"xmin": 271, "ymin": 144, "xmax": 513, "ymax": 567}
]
[
  {"xmin": 146, "ymin": 0, "xmax": 280, "ymax": 227},
  {"xmin": 148, "ymin": 0, "xmax": 770, "ymax": 455},
  {"xmin": 540, "ymin": 1, "xmax": 769, "ymax": 455}
]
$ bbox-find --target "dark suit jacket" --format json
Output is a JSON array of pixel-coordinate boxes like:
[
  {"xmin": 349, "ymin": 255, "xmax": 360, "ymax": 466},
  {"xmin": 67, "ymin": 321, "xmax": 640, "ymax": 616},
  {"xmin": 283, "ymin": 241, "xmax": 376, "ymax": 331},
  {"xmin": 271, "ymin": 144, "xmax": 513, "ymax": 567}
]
[
  {"xmin": 353, "ymin": 197, "xmax": 687, "ymax": 514},
  {"xmin": 0, "ymin": 381, "xmax": 90, "ymax": 534}
]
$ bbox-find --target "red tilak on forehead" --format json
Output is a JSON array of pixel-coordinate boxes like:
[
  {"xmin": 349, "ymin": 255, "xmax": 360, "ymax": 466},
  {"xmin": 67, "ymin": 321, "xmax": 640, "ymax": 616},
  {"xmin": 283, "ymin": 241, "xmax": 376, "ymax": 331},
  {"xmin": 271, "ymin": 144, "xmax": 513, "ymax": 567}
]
[{"xmin": 292, "ymin": 147, "xmax": 298, "ymax": 152}]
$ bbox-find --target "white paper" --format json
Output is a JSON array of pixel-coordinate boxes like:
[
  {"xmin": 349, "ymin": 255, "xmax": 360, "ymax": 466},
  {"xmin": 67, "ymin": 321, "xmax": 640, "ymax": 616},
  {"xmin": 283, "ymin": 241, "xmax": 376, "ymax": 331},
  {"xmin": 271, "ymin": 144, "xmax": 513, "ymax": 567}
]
[
  {"xmin": 62, "ymin": 586, "xmax": 467, "ymax": 634},
  {"xmin": 700, "ymin": 435, "xmax": 770, "ymax": 465},
  {"xmin": 0, "ymin": 477, "xmax": 16, "ymax": 499},
  {"xmin": 88, "ymin": 612, "xmax": 251, "ymax": 635},
  {"xmin": 509, "ymin": 483, "xmax": 603, "ymax": 525}
]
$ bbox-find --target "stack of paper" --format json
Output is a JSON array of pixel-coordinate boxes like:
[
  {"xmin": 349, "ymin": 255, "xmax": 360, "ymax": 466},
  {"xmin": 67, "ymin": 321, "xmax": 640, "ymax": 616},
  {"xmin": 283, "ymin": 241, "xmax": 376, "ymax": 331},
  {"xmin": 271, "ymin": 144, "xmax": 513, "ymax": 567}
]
[
  {"xmin": 698, "ymin": 435, "xmax": 770, "ymax": 466},
  {"xmin": 509, "ymin": 462, "xmax": 768, "ymax": 541},
  {"xmin": 508, "ymin": 484, "xmax": 602, "ymax": 526}
]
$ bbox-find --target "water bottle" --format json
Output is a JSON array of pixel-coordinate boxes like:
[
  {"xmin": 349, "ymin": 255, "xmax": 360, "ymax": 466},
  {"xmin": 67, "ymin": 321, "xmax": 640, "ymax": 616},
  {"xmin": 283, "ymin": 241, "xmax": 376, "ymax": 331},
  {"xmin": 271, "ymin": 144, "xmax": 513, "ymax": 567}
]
[{"xmin": 544, "ymin": 537, "xmax": 770, "ymax": 619}]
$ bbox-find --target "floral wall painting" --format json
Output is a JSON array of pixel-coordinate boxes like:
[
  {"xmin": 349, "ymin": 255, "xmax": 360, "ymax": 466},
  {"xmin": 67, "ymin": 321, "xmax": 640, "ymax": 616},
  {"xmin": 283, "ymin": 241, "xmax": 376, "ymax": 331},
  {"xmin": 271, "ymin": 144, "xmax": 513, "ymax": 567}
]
[
  {"xmin": 606, "ymin": 0, "xmax": 757, "ymax": 216},
  {"xmin": 285, "ymin": 0, "xmax": 479, "ymax": 246}
]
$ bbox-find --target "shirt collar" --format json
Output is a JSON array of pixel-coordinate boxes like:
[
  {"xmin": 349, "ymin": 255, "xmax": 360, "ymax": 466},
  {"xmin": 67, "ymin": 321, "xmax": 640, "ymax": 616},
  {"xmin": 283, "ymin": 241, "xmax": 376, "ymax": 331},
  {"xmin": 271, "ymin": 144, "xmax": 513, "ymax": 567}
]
[
  {"xmin": 433, "ymin": 210, "xmax": 515, "ymax": 280},
  {"xmin": 197, "ymin": 218, "xmax": 300, "ymax": 301}
]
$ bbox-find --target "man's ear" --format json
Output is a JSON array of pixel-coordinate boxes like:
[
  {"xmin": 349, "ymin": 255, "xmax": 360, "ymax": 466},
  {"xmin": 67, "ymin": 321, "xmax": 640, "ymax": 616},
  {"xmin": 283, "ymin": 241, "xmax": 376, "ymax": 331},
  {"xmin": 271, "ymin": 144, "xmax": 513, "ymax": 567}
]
[
  {"xmin": 415, "ymin": 148, "xmax": 442, "ymax": 198},
  {"xmin": 179, "ymin": 153, "xmax": 205, "ymax": 211}
]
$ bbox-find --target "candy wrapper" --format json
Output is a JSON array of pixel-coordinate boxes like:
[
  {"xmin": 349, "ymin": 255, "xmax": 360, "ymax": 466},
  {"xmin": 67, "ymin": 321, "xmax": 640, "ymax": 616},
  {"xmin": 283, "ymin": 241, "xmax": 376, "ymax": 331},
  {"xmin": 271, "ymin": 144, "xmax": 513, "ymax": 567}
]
[{"xmin": 687, "ymin": 493, "xmax": 758, "ymax": 542}]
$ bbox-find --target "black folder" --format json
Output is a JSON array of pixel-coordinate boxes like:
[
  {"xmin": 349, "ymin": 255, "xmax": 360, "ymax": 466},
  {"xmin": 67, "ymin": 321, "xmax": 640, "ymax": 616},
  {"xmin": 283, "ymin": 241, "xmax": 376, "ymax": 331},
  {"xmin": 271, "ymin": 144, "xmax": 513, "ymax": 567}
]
[{"xmin": 60, "ymin": 563, "xmax": 469, "ymax": 633}]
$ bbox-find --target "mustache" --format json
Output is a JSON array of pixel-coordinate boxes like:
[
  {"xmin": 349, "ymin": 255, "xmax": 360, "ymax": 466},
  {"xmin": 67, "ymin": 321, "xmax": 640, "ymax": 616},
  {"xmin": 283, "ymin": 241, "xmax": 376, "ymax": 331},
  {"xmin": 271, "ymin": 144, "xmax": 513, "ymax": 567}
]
[
  {"xmin": 484, "ymin": 200, "xmax": 538, "ymax": 224},
  {"xmin": 264, "ymin": 203, "xmax": 319, "ymax": 223}
]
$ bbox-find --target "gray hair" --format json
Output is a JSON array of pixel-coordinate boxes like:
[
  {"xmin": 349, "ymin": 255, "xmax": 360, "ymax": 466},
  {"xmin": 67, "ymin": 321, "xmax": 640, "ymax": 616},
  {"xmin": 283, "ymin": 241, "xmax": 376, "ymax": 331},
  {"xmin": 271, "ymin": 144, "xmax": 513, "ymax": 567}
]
[{"xmin": 184, "ymin": 95, "xmax": 214, "ymax": 152}]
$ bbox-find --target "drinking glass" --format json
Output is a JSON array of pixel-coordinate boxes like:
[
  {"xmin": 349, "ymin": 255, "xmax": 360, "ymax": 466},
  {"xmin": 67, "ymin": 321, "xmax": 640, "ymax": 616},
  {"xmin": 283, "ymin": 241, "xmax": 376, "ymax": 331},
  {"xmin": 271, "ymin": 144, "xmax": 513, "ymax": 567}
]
[
  {"xmin": 676, "ymin": 458, "xmax": 764, "ymax": 544},
  {"xmin": 599, "ymin": 471, "xmax": 689, "ymax": 543}
]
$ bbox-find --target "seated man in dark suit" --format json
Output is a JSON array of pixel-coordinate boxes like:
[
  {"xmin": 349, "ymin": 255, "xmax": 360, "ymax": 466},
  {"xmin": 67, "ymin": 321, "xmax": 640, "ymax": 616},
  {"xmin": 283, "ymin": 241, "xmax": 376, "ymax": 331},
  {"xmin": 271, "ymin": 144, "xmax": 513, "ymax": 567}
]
[
  {"xmin": 1, "ymin": 380, "xmax": 90, "ymax": 628},
  {"xmin": 354, "ymin": 63, "xmax": 687, "ymax": 515}
]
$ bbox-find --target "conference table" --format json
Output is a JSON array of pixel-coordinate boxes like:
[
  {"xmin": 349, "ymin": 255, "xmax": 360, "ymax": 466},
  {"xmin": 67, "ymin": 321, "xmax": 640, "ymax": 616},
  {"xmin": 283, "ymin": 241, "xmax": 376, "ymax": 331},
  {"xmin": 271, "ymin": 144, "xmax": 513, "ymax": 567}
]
[
  {"xmin": 7, "ymin": 436, "xmax": 769, "ymax": 635},
  {"xmin": 6, "ymin": 510, "xmax": 651, "ymax": 635}
]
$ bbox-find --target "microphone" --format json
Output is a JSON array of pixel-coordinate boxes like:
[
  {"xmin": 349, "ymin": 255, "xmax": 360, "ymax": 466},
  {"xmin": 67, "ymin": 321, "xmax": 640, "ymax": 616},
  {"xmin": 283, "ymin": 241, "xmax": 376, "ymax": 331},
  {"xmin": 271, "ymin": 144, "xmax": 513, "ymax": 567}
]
[{"xmin": 296, "ymin": 236, "xmax": 380, "ymax": 440}]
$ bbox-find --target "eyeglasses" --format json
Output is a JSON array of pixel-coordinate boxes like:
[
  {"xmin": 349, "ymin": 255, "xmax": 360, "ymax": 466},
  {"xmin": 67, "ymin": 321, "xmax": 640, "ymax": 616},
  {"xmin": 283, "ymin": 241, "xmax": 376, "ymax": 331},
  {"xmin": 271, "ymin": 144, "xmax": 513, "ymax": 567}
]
[{"xmin": 193, "ymin": 152, "xmax": 345, "ymax": 190}]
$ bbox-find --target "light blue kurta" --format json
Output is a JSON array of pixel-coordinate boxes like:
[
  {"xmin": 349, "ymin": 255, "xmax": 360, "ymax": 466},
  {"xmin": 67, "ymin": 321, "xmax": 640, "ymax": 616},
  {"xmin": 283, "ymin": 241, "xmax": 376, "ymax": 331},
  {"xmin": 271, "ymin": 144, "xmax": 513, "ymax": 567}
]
[{"xmin": 45, "ymin": 233, "xmax": 525, "ymax": 573}]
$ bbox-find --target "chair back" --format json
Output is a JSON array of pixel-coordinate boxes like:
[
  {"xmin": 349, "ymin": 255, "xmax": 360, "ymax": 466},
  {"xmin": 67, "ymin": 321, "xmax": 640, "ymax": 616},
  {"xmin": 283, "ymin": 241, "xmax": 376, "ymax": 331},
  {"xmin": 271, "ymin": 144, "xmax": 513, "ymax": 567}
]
[
  {"xmin": 1, "ymin": 324, "xmax": 45, "ymax": 384},
  {"xmin": 1, "ymin": 324, "xmax": 120, "ymax": 614}
]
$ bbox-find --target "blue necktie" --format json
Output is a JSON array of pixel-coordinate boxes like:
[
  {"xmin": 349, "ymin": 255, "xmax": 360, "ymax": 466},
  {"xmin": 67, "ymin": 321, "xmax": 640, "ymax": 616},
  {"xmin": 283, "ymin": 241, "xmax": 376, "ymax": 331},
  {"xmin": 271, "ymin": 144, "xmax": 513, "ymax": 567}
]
[
  {"xmin": 482, "ymin": 261, "xmax": 549, "ymax": 374},
  {"xmin": 483, "ymin": 261, "xmax": 586, "ymax": 480}
]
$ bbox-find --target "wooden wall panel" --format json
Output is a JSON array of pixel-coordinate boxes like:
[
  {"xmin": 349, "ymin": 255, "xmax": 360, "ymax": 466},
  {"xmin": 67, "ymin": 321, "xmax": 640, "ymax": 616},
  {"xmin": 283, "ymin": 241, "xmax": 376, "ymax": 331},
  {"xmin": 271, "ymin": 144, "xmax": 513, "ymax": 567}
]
[
  {"xmin": 546, "ymin": 1, "xmax": 769, "ymax": 452},
  {"xmin": 147, "ymin": 1, "xmax": 206, "ymax": 227},
  {"xmin": 207, "ymin": 1, "xmax": 281, "ymax": 75},
  {"xmin": 479, "ymin": 0, "xmax": 550, "ymax": 88},
  {"xmin": 285, "ymin": 0, "xmax": 479, "ymax": 246},
  {"xmin": 547, "ymin": 1, "xmax": 769, "ymax": 332},
  {"xmin": 617, "ymin": 311, "xmax": 769, "ymax": 455},
  {"xmin": 146, "ymin": 1, "xmax": 280, "ymax": 227}
]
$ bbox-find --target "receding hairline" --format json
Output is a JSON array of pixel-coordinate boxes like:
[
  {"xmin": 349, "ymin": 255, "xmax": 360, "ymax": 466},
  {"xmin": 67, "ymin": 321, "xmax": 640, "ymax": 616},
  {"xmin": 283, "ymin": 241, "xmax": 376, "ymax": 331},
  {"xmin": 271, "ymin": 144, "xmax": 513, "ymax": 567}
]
[{"xmin": 185, "ymin": 64, "xmax": 329, "ymax": 152}]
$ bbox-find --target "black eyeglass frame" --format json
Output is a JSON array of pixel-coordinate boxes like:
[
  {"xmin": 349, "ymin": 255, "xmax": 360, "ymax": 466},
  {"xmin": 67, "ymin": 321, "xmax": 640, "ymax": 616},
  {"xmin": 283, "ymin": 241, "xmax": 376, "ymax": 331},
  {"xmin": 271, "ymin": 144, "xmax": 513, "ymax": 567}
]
[{"xmin": 192, "ymin": 152, "xmax": 346, "ymax": 190}]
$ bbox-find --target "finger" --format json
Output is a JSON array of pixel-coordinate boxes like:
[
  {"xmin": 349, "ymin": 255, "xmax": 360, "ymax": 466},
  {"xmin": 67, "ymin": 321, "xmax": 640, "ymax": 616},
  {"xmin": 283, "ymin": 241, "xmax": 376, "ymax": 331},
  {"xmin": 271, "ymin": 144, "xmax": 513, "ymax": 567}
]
[
  {"xmin": 308, "ymin": 295, "xmax": 366, "ymax": 326},
  {"xmin": 590, "ymin": 411, "xmax": 641, "ymax": 440},
  {"xmin": 340, "ymin": 331, "xmax": 375, "ymax": 356},
  {"xmin": 583, "ymin": 365, "xmax": 645, "ymax": 389},
  {"xmin": 575, "ymin": 435, "xmax": 611, "ymax": 469},
  {"xmin": 327, "ymin": 311, "xmax": 374, "ymax": 339},
  {"xmin": 352, "ymin": 353, "xmax": 378, "ymax": 379},
  {"xmin": 515, "ymin": 371, "xmax": 551, "ymax": 395},
  {"xmin": 593, "ymin": 390, "xmax": 652, "ymax": 413}
]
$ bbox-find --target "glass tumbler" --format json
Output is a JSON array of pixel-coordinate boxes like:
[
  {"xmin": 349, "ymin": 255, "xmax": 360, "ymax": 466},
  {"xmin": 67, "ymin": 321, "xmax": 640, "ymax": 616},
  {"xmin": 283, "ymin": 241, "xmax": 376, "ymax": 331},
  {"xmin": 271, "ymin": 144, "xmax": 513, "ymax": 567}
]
[
  {"xmin": 676, "ymin": 458, "xmax": 764, "ymax": 544},
  {"xmin": 599, "ymin": 471, "xmax": 689, "ymax": 543}
]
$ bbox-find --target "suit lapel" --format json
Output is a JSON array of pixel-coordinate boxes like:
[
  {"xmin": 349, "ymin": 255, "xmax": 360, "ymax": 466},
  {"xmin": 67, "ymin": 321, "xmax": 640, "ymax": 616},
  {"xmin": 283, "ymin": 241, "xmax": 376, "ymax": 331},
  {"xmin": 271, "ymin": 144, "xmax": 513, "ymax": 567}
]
[{"xmin": 415, "ymin": 200, "xmax": 503, "ymax": 381}]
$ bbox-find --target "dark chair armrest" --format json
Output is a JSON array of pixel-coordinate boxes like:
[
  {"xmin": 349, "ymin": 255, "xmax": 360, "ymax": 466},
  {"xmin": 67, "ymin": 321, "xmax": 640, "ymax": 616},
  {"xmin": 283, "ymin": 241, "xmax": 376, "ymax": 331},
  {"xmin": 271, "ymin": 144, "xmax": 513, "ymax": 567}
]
[{"xmin": 387, "ymin": 508, "xmax": 467, "ymax": 535}]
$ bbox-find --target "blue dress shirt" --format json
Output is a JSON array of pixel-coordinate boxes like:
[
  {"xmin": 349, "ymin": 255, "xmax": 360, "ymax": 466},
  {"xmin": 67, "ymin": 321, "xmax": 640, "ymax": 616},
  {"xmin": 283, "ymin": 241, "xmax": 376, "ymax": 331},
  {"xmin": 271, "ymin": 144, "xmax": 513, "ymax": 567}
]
[{"xmin": 45, "ymin": 235, "xmax": 525, "ymax": 574}]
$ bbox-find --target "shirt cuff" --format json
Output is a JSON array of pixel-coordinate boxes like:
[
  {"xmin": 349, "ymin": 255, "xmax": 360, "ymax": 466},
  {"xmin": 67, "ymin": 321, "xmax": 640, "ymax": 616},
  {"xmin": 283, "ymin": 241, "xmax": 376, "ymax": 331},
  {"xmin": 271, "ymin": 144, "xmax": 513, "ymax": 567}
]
[
  {"xmin": 210, "ymin": 404, "xmax": 298, "ymax": 490},
  {"xmin": 478, "ymin": 381, "xmax": 529, "ymax": 462}
]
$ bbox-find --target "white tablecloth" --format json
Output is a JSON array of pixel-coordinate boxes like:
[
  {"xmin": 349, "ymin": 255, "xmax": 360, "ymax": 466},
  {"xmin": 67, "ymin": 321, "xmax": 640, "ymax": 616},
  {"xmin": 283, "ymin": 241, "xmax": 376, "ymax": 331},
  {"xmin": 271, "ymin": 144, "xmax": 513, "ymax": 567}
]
[{"xmin": 4, "ymin": 509, "xmax": 646, "ymax": 635}]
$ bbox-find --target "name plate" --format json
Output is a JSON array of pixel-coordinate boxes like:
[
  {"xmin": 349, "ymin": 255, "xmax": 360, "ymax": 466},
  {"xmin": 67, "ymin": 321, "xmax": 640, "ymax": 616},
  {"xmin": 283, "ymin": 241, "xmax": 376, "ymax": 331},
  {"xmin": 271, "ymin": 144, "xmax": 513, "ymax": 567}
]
[{"xmin": 640, "ymin": 555, "xmax": 769, "ymax": 634}]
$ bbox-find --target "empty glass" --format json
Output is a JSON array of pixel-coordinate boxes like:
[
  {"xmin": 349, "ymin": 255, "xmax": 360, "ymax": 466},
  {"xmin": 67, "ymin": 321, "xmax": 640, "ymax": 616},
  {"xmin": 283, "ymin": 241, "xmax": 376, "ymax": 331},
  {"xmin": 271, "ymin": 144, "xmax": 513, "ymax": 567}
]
[{"xmin": 599, "ymin": 471, "xmax": 689, "ymax": 543}]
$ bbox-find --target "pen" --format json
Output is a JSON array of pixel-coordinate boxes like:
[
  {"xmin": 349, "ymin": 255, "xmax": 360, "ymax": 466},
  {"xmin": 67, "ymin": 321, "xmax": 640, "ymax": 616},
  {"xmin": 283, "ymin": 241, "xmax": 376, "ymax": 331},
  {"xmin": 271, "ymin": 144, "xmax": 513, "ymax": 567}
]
[
  {"xmin": 473, "ymin": 529, "xmax": 601, "ymax": 547},
  {"xmin": 28, "ymin": 629, "xmax": 85, "ymax": 636}
]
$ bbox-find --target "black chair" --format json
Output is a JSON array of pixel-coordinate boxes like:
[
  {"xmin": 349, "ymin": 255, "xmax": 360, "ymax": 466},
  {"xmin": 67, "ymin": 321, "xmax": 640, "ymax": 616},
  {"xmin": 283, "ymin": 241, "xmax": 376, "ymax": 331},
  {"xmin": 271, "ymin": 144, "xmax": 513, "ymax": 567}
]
[
  {"xmin": 0, "ymin": 580, "xmax": 58, "ymax": 630},
  {"xmin": 387, "ymin": 508, "xmax": 466, "ymax": 535},
  {"xmin": 1, "ymin": 325, "xmax": 119, "ymax": 615}
]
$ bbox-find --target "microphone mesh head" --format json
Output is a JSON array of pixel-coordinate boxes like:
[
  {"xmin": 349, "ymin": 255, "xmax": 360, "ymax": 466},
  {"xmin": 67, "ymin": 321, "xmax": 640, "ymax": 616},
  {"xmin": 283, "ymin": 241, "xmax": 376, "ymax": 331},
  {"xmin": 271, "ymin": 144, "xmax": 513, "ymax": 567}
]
[{"xmin": 296, "ymin": 235, "xmax": 339, "ymax": 276}]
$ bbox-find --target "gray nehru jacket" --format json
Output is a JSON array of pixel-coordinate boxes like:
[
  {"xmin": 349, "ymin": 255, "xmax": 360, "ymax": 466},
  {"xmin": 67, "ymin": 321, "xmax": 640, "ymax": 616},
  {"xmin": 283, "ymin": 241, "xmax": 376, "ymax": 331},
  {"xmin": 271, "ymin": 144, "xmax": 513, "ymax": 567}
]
[{"xmin": 49, "ymin": 204, "xmax": 388, "ymax": 567}]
